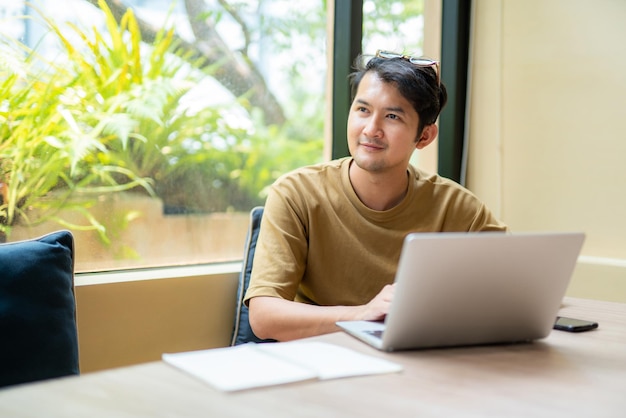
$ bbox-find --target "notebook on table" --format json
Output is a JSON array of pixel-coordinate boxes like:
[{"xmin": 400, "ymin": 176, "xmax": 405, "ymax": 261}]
[{"xmin": 336, "ymin": 232, "xmax": 585, "ymax": 351}]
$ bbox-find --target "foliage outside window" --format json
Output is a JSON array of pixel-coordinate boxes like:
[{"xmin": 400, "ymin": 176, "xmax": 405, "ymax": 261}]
[{"xmin": 0, "ymin": 0, "xmax": 425, "ymax": 272}]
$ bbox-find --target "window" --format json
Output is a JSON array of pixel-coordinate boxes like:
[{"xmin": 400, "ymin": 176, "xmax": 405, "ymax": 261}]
[
  {"xmin": 1, "ymin": 0, "xmax": 326, "ymax": 272},
  {"xmin": 1, "ymin": 0, "xmax": 428, "ymax": 273}
]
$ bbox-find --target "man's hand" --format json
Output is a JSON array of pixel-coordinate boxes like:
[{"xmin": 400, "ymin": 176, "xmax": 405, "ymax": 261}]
[{"xmin": 359, "ymin": 283, "xmax": 395, "ymax": 321}]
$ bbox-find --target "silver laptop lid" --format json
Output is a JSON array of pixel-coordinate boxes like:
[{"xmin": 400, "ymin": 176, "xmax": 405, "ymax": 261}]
[{"xmin": 377, "ymin": 232, "xmax": 585, "ymax": 351}]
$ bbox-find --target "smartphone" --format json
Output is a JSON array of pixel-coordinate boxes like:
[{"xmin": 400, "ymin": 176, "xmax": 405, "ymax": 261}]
[{"xmin": 554, "ymin": 316, "xmax": 598, "ymax": 332}]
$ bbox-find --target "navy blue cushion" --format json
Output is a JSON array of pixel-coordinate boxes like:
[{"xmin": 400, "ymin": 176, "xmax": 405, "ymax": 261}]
[
  {"xmin": 230, "ymin": 207, "xmax": 275, "ymax": 345},
  {"xmin": 0, "ymin": 230, "xmax": 79, "ymax": 387}
]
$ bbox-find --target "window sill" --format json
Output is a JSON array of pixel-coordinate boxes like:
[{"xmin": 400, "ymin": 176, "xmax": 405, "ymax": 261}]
[{"xmin": 75, "ymin": 262, "xmax": 242, "ymax": 286}]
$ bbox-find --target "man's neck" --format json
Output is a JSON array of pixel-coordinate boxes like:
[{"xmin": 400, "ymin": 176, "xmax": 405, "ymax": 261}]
[{"xmin": 348, "ymin": 161, "xmax": 409, "ymax": 211}]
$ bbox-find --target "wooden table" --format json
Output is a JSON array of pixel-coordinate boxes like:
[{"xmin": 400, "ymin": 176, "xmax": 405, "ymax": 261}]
[{"xmin": 1, "ymin": 297, "xmax": 625, "ymax": 417}]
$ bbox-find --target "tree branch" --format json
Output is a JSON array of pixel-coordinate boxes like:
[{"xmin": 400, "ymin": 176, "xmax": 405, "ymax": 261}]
[{"xmin": 217, "ymin": 0, "xmax": 252, "ymax": 55}]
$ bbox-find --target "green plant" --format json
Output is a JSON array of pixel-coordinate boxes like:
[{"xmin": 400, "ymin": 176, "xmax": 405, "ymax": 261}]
[
  {"xmin": 0, "ymin": 1, "xmax": 161, "ymax": 240},
  {"xmin": 1, "ymin": 0, "xmax": 325, "ymax": 242}
]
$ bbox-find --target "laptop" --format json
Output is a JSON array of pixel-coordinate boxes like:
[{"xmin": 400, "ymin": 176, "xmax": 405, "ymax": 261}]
[{"xmin": 336, "ymin": 232, "xmax": 585, "ymax": 351}]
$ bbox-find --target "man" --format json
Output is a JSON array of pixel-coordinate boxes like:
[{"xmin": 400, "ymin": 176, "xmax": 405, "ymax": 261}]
[{"xmin": 245, "ymin": 50, "xmax": 507, "ymax": 342}]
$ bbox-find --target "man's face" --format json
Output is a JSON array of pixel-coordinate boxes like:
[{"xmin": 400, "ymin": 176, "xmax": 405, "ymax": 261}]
[{"xmin": 347, "ymin": 72, "xmax": 421, "ymax": 174}]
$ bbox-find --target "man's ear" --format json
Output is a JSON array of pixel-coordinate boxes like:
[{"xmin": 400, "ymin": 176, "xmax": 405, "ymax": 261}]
[{"xmin": 416, "ymin": 124, "xmax": 438, "ymax": 149}]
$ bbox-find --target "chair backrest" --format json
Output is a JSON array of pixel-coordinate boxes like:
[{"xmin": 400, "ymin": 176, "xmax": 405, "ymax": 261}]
[
  {"xmin": 230, "ymin": 207, "xmax": 275, "ymax": 345},
  {"xmin": 0, "ymin": 230, "xmax": 79, "ymax": 387}
]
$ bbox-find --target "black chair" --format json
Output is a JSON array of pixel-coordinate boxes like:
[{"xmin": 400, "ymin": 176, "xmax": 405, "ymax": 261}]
[
  {"xmin": 0, "ymin": 230, "xmax": 79, "ymax": 387},
  {"xmin": 230, "ymin": 207, "xmax": 275, "ymax": 345}
]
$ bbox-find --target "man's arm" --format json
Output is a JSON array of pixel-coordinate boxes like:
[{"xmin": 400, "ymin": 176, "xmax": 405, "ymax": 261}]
[{"xmin": 248, "ymin": 284, "xmax": 395, "ymax": 341}]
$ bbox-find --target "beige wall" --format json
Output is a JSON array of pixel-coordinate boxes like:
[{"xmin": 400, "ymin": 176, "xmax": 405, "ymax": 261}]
[
  {"xmin": 467, "ymin": 0, "xmax": 626, "ymax": 301},
  {"xmin": 76, "ymin": 269, "xmax": 239, "ymax": 372}
]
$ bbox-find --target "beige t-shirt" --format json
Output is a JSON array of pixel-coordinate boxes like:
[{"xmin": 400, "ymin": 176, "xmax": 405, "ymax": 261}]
[{"xmin": 244, "ymin": 157, "xmax": 507, "ymax": 307}]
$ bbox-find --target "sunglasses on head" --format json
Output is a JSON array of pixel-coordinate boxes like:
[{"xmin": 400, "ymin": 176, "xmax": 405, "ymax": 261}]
[{"xmin": 375, "ymin": 50, "xmax": 441, "ymax": 86}]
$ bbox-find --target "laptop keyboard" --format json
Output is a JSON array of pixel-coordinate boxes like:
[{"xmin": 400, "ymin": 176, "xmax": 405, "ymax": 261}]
[{"xmin": 365, "ymin": 330, "xmax": 384, "ymax": 339}]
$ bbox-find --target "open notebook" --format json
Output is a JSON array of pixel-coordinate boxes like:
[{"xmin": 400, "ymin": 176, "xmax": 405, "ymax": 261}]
[
  {"xmin": 337, "ymin": 232, "xmax": 585, "ymax": 351},
  {"xmin": 163, "ymin": 341, "xmax": 402, "ymax": 392}
]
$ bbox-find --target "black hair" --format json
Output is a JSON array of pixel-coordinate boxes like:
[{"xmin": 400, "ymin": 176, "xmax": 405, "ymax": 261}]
[{"xmin": 349, "ymin": 55, "xmax": 448, "ymax": 137}]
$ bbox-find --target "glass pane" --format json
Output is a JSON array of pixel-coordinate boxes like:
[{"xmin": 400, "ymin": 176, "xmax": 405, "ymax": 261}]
[
  {"xmin": 0, "ymin": 0, "xmax": 326, "ymax": 272},
  {"xmin": 362, "ymin": 0, "xmax": 426, "ymax": 56}
]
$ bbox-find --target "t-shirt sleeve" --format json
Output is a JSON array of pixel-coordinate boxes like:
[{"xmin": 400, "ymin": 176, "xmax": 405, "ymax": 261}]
[
  {"xmin": 468, "ymin": 203, "xmax": 509, "ymax": 232},
  {"xmin": 243, "ymin": 180, "xmax": 308, "ymax": 305}
]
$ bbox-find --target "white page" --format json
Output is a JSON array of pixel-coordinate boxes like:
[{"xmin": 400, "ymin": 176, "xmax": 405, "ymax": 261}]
[
  {"xmin": 258, "ymin": 341, "xmax": 403, "ymax": 379},
  {"xmin": 163, "ymin": 344, "xmax": 317, "ymax": 392}
]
